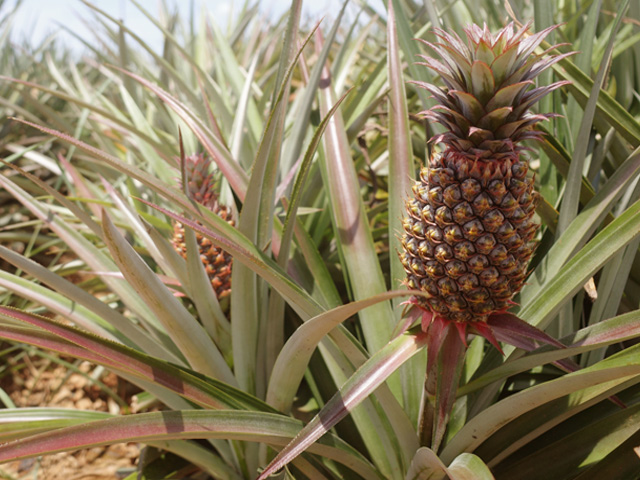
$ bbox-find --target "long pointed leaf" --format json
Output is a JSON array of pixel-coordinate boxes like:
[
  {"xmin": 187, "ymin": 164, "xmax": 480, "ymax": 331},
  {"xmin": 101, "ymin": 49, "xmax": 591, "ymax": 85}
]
[
  {"xmin": 259, "ymin": 330, "xmax": 427, "ymax": 478},
  {"xmin": 0, "ymin": 410, "xmax": 380, "ymax": 479}
]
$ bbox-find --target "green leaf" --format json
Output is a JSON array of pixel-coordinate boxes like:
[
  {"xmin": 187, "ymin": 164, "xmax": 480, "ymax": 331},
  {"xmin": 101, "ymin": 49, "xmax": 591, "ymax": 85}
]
[
  {"xmin": 101, "ymin": 210, "xmax": 235, "ymax": 385},
  {"xmin": 520, "ymin": 197, "xmax": 640, "ymax": 332},
  {"xmin": 405, "ymin": 448, "xmax": 495, "ymax": 480},
  {"xmin": 267, "ymin": 290, "xmax": 414, "ymax": 414},
  {"xmin": 260, "ymin": 330, "xmax": 427, "ymax": 479},
  {"xmin": 556, "ymin": 0, "xmax": 630, "ymax": 237},
  {"xmin": 0, "ymin": 410, "xmax": 381, "ymax": 479},
  {"xmin": 317, "ymin": 34, "xmax": 396, "ymax": 357},
  {"xmin": 0, "ymin": 308, "xmax": 272, "ymax": 413},
  {"xmin": 441, "ymin": 344, "xmax": 640, "ymax": 464},
  {"xmin": 0, "ymin": 408, "xmax": 113, "ymax": 443}
]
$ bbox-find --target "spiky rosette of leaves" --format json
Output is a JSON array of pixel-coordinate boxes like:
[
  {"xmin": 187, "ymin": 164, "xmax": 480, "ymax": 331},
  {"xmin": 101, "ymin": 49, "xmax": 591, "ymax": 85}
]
[
  {"xmin": 172, "ymin": 153, "xmax": 234, "ymax": 300},
  {"xmin": 415, "ymin": 21, "xmax": 572, "ymax": 160}
]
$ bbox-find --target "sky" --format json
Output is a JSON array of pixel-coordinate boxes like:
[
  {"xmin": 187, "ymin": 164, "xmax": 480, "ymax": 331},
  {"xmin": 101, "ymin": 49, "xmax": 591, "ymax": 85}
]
[{"xmin": 2, "ymin": 0, "xmax": 344, "ymax": 53}]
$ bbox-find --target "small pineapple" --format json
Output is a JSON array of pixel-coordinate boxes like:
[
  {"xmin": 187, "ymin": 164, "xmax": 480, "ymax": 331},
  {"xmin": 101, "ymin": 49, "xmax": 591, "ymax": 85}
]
[
  {"xmin": 401, "ymin": 23, "xmax": 568, "ymax": 324},
  {"xmin": 172, "ymin": 153, "xmax": 233, "ymax": 300}
]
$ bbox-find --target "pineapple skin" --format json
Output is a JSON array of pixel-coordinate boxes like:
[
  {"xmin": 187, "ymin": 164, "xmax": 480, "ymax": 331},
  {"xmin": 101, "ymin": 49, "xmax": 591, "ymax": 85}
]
[
  {"xmin": 401, "ymin": 152, "xmax": 537, "ymax": 322},
  {"xmin": 401, "ymin": 22, "xmax": 568, "ymax": 323},
  {"xmin": 172, "ymin": 153, "xmax": 233, "ymax": 300}
]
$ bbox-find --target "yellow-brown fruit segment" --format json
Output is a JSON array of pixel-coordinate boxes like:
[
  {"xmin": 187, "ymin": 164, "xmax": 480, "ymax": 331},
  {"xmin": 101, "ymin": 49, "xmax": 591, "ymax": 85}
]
[
  {"xmin": 172, "ymin": 153, "xmax": 233, "ymax": 300},
  {"xmin": 401, "ymin": 152, "xmax": 537, "ymax": 322},
  {"xmin": 401, "ymin": 22, "xmax": 569, "ymax": 323}
]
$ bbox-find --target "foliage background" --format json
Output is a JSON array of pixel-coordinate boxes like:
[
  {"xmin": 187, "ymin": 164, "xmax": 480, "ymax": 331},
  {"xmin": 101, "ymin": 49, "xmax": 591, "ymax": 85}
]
[{"xmin": 0, "ymin": 0, "xmax": 640, "ymax": 478}]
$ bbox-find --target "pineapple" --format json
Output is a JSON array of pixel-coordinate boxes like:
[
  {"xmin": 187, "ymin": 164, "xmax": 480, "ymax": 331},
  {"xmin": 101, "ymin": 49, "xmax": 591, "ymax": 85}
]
[
  {"xmin": 401, "ymin": 23, "xmax": 568, "ymax": 324},
  {"xmin": 172, "ymin": 153, "xmax": 233, "ymax": 300}
]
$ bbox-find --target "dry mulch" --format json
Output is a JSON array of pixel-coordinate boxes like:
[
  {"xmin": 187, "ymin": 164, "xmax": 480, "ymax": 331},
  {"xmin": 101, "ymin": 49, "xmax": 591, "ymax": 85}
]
[{"xmin": 0, "ymin": 355, "xmax": 139, "ymax": 480}]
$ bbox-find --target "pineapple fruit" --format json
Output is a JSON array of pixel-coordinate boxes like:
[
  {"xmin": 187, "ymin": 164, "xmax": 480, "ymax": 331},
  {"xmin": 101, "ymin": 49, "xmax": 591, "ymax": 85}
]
[
  {"xmin": 172, "ymin": 153, "xmax": 233, "ymax": 300},
  {"xmin": 401, "ymin": 23, "xmax": 568, "ymax": 324}
]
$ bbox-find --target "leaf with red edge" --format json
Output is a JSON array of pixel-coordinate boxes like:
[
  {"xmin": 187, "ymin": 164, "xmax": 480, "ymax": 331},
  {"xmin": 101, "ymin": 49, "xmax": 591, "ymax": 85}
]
[
  {"xmin": 258, "ymin": 329, "xmax": 428, "ymax": 479},
  {"xmin": 0, "ymin": 307, "xmax": 273, "ymax": 413},
  {"xmin": 0, "ymin": 410, "xmax": 379, "ymax": 478},
  {"xmin": 431, "ymin": 324, "xmax": 467, "ymax": 453}
]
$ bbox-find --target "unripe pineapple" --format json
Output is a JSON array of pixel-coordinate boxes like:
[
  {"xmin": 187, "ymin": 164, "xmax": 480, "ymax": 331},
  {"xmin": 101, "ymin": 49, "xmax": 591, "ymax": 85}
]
[
  {"xmin": 401, "ymin": 23, "xmax": 569, "ymax": 324},
  {"xmin": 172, "ymin": 153, "xmax": 233, "ymax": 300}
]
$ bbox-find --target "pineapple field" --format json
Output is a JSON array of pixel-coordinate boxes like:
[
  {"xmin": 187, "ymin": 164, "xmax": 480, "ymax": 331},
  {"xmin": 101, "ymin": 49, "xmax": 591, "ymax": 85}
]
[{"xmin": 1, "ymin": 0, "xmax": 640, "ymax": 478}]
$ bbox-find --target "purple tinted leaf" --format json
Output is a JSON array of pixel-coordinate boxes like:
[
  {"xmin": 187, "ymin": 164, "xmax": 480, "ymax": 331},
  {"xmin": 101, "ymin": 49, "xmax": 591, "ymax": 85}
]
[
  {"xmin": 0, "ymin": 410, "xmax": 379, "ymax": 478},
  {"xmin": 258, "ymin": 330, "xmax": 428, "ymax": 479},
  {"xmin": 431, "ymin": 324, "xmax": 466, "ymax": 452}
]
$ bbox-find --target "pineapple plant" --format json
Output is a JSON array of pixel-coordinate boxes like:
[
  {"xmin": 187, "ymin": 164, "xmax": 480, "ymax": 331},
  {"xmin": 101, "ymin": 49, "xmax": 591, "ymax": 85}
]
[
  {"xmin": 172, "ymin": 153, "xmax": 233, "ymax": 300},
  {"xmin": 401, "ymin": 22, "xmax": 567, "ymax": 328},
  {"xmin": 3, "ymin": 1, "xmax": 640, "ymax": 478}
]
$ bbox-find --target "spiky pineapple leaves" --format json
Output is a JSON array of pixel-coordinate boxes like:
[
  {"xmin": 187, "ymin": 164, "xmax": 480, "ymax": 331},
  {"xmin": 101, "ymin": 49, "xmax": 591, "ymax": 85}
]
[
  {"xmin": 0, "ymin": 410, "xmax": 381, "ymax": 479},
  {"xmin": 258, "ymin": 329, "xmax": 429, "ymax": 479}
]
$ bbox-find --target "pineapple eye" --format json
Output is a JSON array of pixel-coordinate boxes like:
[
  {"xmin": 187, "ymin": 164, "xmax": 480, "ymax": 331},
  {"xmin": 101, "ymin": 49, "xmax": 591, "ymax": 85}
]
[
  {"xmin": 467, "ymin": 254, "xmax": 490, "ymax": 274},
  {"xmin": 441, "ymin": 168, "xmax": 457, "ymax": 184},
  {"xmin": 466, "ymin": 287, "xmax": 490, "ymax": 303},
  {"xmin": 496, "ymin": 221, "xmax": 515, "ymax": 241},
  {"xmin": 509, "ymin": 207, "xmax": 527, "ymax": 224},
  {"xmin": 410, "ymin": 260, "xmax": 426, "ymax": 276},
  {"xmin": 452, "ymin": 201, "xmax": 475, "ymax": 223},
  {"xmin": 487, "ymin": 179, "xmax": 507, "ymax": 203},
  {"xmin": 461, "ymin": 178, "xmax": 482, "ymax": 201},
  {"xmin": 445, "ymin": 259, "xmax": 467, "ymax": 277},
  {"xmin": 500, "ymin": 193, "xmax": 517, "ymax": 212},
  {"xmin": 509, "ymin": 178, "xmax": 528, "ymax": 197},
  {"xmin": 454, "ymin": 240, "xmax": 476, "ymax": 261},
  {"xmin": 422, "ymin": 204, "xmax": 435, "ymax": 223},
  {"xmin": 425, "ymin": 260, "xmax": 445, "ymax": 279},
  {"xmin": 408, "ymin": 199, "xmax": 422, "ymax": 218},
  {"xmin": 434, "ymin": 244, "xmax": 454, "ymax": 263},
  {"xmin": 444, "ymin": 225, "xmax": 465, "ymax": 244},
  {"xmin": 426, "ymin": 225, "xmax": 444, "ymax": 243},
  {"xmin": 428, "ymin": 186, "xmax": 444, "ymax": 205},
  {"xmin": 427, "ymin": 297, "xmax": 448, "ymax": 314},
  {"xmin": 505, "ymin": 232, "xmax": 523, "ymax": 250},
  {"xmin": 490, "ymin": 276, "xmax": 510, "ymax": 295},
  {"xmin": 435, "ymin": 206, "xmax": 453, "ymax": 226},
  {"xmin": 462, "ymin": 219, "xmax": 485, "ymax": 240},
  {"xmin": 443, "ymin": 184, "xmax": 462, "ymax": 207},
  {"xmin": 470, "ymin": 300, "xmax": 496, "ymax": 315},
  {"xmin": 402, "ymin": 217, "xmax": 415, "ymax": 234},
  {"xmin": 511, "ymin": 161, "xmax": 528, "ymax": 178},
  {"xmin": 400, "ymin": 252, "xmax": 413, "ymax": 271},
  {"xmin": 437, "ymin": 277, "xmax": 458, "ymax": 295},
  {"xmin": 418, "ymin": 240, "xmax": 433, "ymax": 259},
  {"xmin": 445, "ymin": 294, "xmax": 468, "ymax": 311},
  {"xmin": 458, "ymin": 273, "xmax": 479, "ymax": 291},
  {"xmin": 472, "ymin": 192, "xmax": 494, "ymax": 216},
  {"xmin": 476, "ymin": 233, "xmax": 497, "ymax": 253},
  {"xmin": 403, "ymin": 237, "xmax": 418, "ymax": 255},
  {"xmin": 479, "ymin": 267, "xmax": 500, "ymax": 287},
  {"xmin": 416, "ymin": 184, "xmax": 430, "ymax": 202},
  {"xmin": 518, "ymin": 190, "xmax": 534, "ymax": 208},
  {"xmin": 412, "ymin": 222, "xmax": 427, "ymax": 238},
  {"xmin": 482, "ymin": 209, "xmax": 505, "ymax": 232},
  {"xmin": 419, "ymin": 166, "xmax": 430, "ymax": 184},
  {"xmin": 515, "ymin": 242, "xmax": 535, "ymax": 260},
  {"xmin": 405, "ymin": 275, "xmax": 419, "ymax": 289},
  {"xmin": 498, "ymin": 255, "xmax": 518, "ymax": 275},
  {"xmin": 489, "ymin": 245, "xmax": 509, "ymax": 263},
  {"xmin": 451, "ymin": 311, "xmax": 473, "ymax": 322},
  {"xmin": 421, "ymin": 278, "xmax": 440, "ymax": 296}
]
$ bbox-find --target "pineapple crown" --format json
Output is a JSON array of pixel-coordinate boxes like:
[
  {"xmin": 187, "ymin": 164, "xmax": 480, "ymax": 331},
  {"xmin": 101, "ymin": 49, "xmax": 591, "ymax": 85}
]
[
  {"xmin": 179, "ymin": 153, "xmax": 223, "ymax": 212},
  {"xmin": 415, "ymin": 22, "xmax": 573, "ymax": 160}
]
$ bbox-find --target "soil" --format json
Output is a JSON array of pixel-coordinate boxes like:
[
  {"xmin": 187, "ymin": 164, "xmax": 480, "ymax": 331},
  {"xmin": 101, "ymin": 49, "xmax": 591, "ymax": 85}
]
[{"xmin": 0, "ymin": 354, "xmax": 139, "ymax": 480}]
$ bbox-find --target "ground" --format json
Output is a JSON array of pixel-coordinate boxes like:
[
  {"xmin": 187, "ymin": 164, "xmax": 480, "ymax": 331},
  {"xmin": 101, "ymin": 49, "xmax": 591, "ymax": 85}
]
[{"xmin": 0, "ymin": 354, "xmax": 139, "ymax": 480}]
